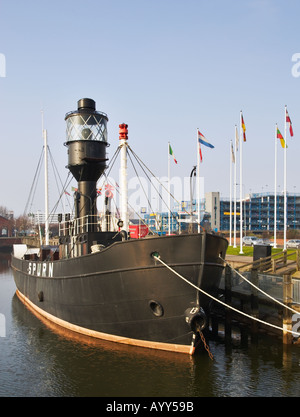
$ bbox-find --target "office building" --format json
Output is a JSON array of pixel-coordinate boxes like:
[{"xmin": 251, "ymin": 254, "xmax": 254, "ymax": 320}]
[{"xmin": 219, "ymin": 192, "xmax": 300, "ymax": 232}]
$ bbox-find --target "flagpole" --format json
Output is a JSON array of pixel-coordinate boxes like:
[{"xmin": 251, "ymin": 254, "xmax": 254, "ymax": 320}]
[
  {"xmin": 239, "ymin": 112, "xmax": 244, "ymax": 254},
  {"xmin": 234, "ymin": 125, "xmax": 237, "ymax": 248},
  {"xmin": 229, "ymin": 140, "xmax": 232, "ymax": 246},
  {"xmin": 197, "ymin": 129, "xmax": 201, "ymax": 233},
  {"xmin": 196, "ymin": 129, "xmax": 214, "ymax": 234},
  {"xmin": 274, "ymin": 124, "xmax": 277, "ymax": 248},
  {"xmin": 168, "ymin": 141, "xmax": 171, "ymax": 235},
  {"xmin": 284, "ymin": 105, "xmax": 287, "ymax": 250}
]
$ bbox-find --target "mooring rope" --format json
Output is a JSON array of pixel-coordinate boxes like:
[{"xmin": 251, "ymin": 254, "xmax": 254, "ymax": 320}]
[
  {"xmin": 220, "ymin": 256, "xmax": 300, "ymax": 316},
  {"xmin": 152, "ymin": 254, "xmax": 300, "ymax": 337}
]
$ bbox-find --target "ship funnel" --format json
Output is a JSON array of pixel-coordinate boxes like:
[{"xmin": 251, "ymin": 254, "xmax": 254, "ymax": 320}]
[{"xmin": 65, "ymin": 98, "xmax": 109, "ymax": 226}]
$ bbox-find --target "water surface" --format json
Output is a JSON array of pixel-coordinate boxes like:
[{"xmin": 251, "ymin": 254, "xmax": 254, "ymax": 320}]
[{"xmin": 1, "ymin": 252, "xmax": 300, "ymax": 397}]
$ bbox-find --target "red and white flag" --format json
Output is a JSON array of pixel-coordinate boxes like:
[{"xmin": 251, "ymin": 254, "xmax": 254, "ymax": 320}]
[
  {"xmin": 286, "ymin": 108, "xmax": 294, "ymax": 137},
  {"xmin": 199, "ymin": 142, "xmax": 203, "ymax": 163}
]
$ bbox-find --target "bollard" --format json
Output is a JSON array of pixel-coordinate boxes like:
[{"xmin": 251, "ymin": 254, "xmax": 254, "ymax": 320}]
[{"xmin": 297, "ymin": 249, "xmax": 300, "ymax": 271}]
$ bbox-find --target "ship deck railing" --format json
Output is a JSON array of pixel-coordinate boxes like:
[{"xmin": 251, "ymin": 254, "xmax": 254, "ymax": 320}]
[{"xmin": 58, "ymin": 214, "xmax": 118, "ymax": 237}]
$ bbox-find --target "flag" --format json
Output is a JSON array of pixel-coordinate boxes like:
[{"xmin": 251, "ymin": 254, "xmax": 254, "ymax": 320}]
[
  {"xmin": 197, "ymin": 130, "xmax": 214, "ymax": 148},
  {"xmin": 105, "ymin": 184, "xmax": 114, "ymax": 191},
  {"xmin": 71, "ymin": 186, "xmax": 78, "ymax": 192},
  {"xmin": 231, "ymin": 141, "xmax": 235, "ymax": 163},
  {"xmin": 199, "ymin": 142, "xmax": 203, "ymax": 163},
  {"xmin": 235, "ymin": 125, "xmax": 239, "ymax": 151},
  {"xmin": 286, "ymin": 108, "xmax": 294, "ymax": 137},
  {"xmin": 64, "ymin": 190, "xmax": 71, "ymax": 196},
  {"xmin": 105, "ymin": 184, "xmax": 114, "ymax": 198},
  {"xmin": 277, "ymin": 128, "xmax": 286, "ymax": 148},
  {"xmin": 241, "ymin": 114, "xmax": 246, "ymax": 142},
  {"xmin": 169, "ymin": 144, "xmax": 178, "ymax": 164}
]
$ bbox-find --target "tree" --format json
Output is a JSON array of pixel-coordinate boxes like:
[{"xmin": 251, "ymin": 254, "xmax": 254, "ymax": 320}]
[
  {"xmin": 0, "ymin": 206, "xmax": 9, "ymax": 217},
  {"xmin": 14, "ymin": 215, "xmax": 31, "ymax": 235}
]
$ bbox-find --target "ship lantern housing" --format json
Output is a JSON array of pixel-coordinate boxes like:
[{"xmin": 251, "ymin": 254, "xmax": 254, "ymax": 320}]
[
  {"xmin": 64, "ymin": 98, "xmax": 109, "ymax": 234},
  {"xmin": 65, "ymin": 98, "xmax": 109, "ymax": 182}
]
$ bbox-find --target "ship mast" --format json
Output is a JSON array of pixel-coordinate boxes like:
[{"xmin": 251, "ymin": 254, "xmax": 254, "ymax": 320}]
[
  {"xmin": 43, "ymin": 128, "xmax": 49, "ymax": 246},
  {"xmin": 119, "ymin": 124, "xmax": 129, "ymax": 233}
]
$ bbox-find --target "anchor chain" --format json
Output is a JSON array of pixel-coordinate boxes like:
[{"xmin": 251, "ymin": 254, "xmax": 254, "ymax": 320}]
[{"xmin": 198, "ymin": 326, "xmax": 214, "ymax": 361}]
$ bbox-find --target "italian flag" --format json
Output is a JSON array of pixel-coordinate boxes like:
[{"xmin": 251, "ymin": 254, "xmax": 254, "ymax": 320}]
[{"xmin": 169, "ymin": 144, "xmax": 178, "ymax": 164}]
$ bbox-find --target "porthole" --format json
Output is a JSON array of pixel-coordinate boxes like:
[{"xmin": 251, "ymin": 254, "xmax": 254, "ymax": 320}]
[{"xmin": 149, "ymin": 300, "xmax": 164, "ymax": 317}]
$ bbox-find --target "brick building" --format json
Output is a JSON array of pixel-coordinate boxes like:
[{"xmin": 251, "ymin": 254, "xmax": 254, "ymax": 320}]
[{"xmin": 0, "ymin": 215, "xmax": 13, "ymax": 237}]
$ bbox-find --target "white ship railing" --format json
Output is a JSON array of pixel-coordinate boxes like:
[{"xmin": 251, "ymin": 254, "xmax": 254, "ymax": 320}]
[{"xmin": 59, "ymin": 214, "xmax": 118, "ymax": 236}]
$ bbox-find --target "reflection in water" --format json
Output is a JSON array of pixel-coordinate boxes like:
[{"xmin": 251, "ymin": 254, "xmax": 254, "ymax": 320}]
[
  {"xmin": 10, "ymin": 292, "xmax": 211, "ymax": 397},
  {"xmin": 1, "ymin": 252, "xmax": 300, "ymax": 397},
  {"xmin": 0, "ymin": 251, "xmax": 11, "ymax": 274}
]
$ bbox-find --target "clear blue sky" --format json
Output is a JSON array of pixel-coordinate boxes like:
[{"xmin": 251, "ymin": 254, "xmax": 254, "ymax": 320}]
[{"xmin": 0, "ymin": 0, "xmax": 299, "ymax": 217}]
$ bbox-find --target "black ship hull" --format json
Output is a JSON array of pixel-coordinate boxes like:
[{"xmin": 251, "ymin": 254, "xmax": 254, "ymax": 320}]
[{"xmin": 11, "ymin": 232, "xmax": 227, "ymax": 354}]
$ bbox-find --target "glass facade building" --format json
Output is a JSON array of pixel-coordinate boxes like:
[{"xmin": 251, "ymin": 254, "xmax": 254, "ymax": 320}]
[{"xmin": 220, "ymin": 193, "xmax": 300, "ymax": 232}]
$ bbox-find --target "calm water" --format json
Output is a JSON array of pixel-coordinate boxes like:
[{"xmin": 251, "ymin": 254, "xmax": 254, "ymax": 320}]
[{"xmin": 1, "ymin": 252, "xmax": 300, "ymax": 398}]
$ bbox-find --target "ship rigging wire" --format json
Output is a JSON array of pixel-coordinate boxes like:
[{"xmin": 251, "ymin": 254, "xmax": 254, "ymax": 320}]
[
  {"xmin": 127, "ymin": 145, "xmax": 178, "ymax": 224},
  {"xmin": 24, "ymin": 139, "xmax": 204, "ymax": 239},
  {"xmin": 24, "ymin": 148, "xmax": 44, "ymax": 215},
  {"xmin": 97, "ymin": 143, "xmax": 175, "ymax": 234},
  {"xmin": 98, "ymin": 142, "xmax": 204, "ymax": 232},
  {"xmin": 24, "ymin": 145, "xmax": 70, "ymax": 218},
  {"xmin": 127, "ymin": 144, "xmax": 204, "ymax": 230}
]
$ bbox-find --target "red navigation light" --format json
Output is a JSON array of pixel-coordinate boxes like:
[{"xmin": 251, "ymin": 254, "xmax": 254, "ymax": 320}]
[{"xmin": 119, "ymin": 123, "xmax": 128, "ymax": 140}]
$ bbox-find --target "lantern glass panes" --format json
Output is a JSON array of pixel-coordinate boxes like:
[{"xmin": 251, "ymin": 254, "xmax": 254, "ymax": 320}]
[{"xmin": 66, "ymin": 113, "xmax": 107, "ymax": 142}]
